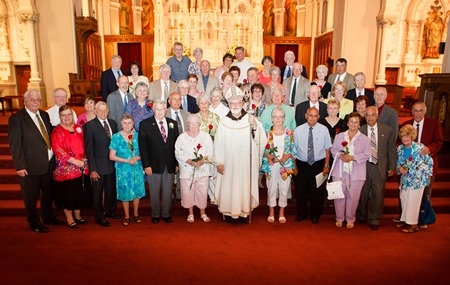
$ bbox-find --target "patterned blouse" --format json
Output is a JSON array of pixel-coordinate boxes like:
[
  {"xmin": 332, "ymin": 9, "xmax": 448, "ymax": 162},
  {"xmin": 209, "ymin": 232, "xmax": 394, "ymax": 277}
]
[
  {"xmin": 198, "ymin": 111, "xmax": 220, "ymax": 141},
  {"xmin": 188, "ymin": 62, "xmax": 201, "ymax": 76},
  {"xmin": 261, "ymin": 127, "xmax": 296, "ymax": 180},
  {"xmin": 125, "ymin": 98, "xmax": 154, "ymax": 132},
  {"xmin": 397, "ymin": 142, "xmax": 433, "ymax": 191},
  {"xmin": 246, "ymin": 100, "xmax": 267, "ymax": 119}
]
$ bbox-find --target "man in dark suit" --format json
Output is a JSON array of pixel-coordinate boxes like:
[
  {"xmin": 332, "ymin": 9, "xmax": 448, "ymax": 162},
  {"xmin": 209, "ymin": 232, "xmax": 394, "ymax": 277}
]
[
  {"xmin": 401, "ymin": 102, "xmax": 443, "ymax": 228},
  {"xmin": 374, "ymin": 87, "xmax": 399, "ymax": 140},
  {"xmin": 178, "ymin": 79, "xmax": 199, "ymax": 113},
  {"xmin": 84, "ymin": 102, "xmax": 120, "ymax": 227},
  {"xmin": 280, "ymin": 51, "xmax": 307, "ymax": 84},
  {"xmin": 101, "ymin": 55, "xmax": 126, "ymax": 102},
  {"xmin": 107, "ymin": 75, "xmax": 133, "ymax": 128},
  {"xmin": 139, "ymin": 100, "xmax": 179, "ymax": 224},
  {"xmin": 8, "ymin": 89, "xmax": 63, "ymax": 233},
  {"xmin": 295, "ymin": 85, "xmax": 328, "ymax": 126},
  {"xmin": 346, "ymin": 72, "xmax": 375, "ymax": 106},
  {"xmin": 357, "ymin": 106, "xmax": 396, "ymax": 230}
]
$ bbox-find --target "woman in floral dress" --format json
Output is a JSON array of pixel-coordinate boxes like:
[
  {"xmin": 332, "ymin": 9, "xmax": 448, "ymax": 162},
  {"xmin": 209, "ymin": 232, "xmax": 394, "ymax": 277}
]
[{"xmin": 109, "ymin": 114, "xmax": 146, "ymax": 226}]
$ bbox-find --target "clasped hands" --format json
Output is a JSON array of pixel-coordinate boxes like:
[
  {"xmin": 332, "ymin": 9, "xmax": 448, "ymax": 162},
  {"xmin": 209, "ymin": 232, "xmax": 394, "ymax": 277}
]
[
  {"xmin": 126, "ymin": 156, "xmax": 140, "ymax": 165},
  {"xmin": 187, "ymin": 158, "xmax": 205, "ymax": 168}
]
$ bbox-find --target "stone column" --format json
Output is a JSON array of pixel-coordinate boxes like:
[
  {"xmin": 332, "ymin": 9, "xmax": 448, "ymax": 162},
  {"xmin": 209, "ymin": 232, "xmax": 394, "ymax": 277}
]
[
  {"xmin": 152, "ymin": 0, "xmax": 167, "ymax": 78},
  {"xmin": 132, "ymin": 4, "xmax": 143, "ymax": 35},
  {"xmin": 109, "ymin": 1, "xmax": 120, "ymax": 35},
  {"xmin": 325, "ymin": 0, "xmax": 334, "ymax": 32},
  {"xmin": 375, "ymin": 17, "xmax": 393, "ymax": 85},
  {"xmin": 0, "ymin": 15, "xmax": 11, "ymax": 61},
  {"xmin": 273, "ymin": 8, "xmax": 285, "ymax": 37},
  {"xmin": 404, "ymin": 20, "xmax": 419, "ymax": 63},
  {"xmin": 250, "ymin": 0, "xmax": 264, "ymax": 62},
  {"xmin": 443, "ymin": 18, "xmax": 450, "ymax": 73},
  {"xmin": 17, "ymin": 10, "xmax": 46, "ymax": 105}
]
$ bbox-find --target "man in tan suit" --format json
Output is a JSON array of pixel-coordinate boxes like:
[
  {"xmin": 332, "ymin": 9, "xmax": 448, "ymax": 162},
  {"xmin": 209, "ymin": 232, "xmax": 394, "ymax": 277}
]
[
  {"xmin": 327, "ymin": 58, "xmax": 355, "ymax": 90},
  {"xmin": 148, "ymin": 64, "xmax": 178, "ymax": 103},
  {"xmin": 283, "ymin": 62, "xmax": 311, "ymax": 108},
  {"xmin": 196, "ymin": 60, "xmax": 219, "ymax": 98}
]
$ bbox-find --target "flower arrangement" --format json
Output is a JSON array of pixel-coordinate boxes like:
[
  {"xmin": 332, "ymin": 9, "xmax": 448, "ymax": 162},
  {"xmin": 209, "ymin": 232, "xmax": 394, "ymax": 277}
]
[{"xmin": 341, "ymin": 141, "xmax": 349, "ymax": 155}]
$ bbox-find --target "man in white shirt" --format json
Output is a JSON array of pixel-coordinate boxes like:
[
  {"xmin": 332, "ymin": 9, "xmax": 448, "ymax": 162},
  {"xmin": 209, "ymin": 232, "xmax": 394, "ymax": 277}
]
[
  {"xmin": 232, "ymin": 46, "xmax": 254, "ymax": 84},
  {"xmin": 327, "ymin": 58, "xmax": 355, "ymax": 89},
  {"xmin": 148, "ymin": 64, "xmax": 178, "ymax": 103},
  {"xmin": 283, "ymin": 63, "xmax": 311, "ymax": 108},
  {"xmin": 107, "ymin": 75, "xmax": 133, "ymax": 128},
  {"xmin": 46, "ymin": 88, "xmax": 78, "ymax": 127}
]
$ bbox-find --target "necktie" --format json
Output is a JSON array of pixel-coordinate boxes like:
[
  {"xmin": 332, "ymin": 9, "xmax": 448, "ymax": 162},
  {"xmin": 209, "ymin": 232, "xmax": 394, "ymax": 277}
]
[
  {"xmin": 371, "ymin": 127, "xmax": 378, "ymax": 164},
  {"xmin": 286, "ymin": 66, "xmax": 292, "ymax": 78},
  {"xmin": 415, "ymin": 123, "xmax": 420, "ymax": 142},
  {"xmin": 337, "ymin": 75, "xmax": 342, "ymax": 83},
  {"xmin": 307, "ymin": 127, "xmax": 314, "ymax": 165},
  {"xmin": 36, "ymin": 114, "xmax": 51, "ymax": 150},
  {"xmin": 290, "ymin": 78, "xmax": 297, "ymax": 105},
  {"xmin": 123, "ymin": 95, "xmax": 128, "ymax": 112},
  {"xmin": 114, "ymin": 70, "xmax": 119, "ymax": 81},
  {"xmin": 164, "ymin": 82, "xmax": 169, "ymax": 100},
  {"xmin": 358, "ymin": 91, "xmax": 362, "ymax": 96},
  {"xmin": 103, "ymin": 120, "xmax": 111, "ymax": 138},
  {"xmin": 160, "ymin": 121, "xmax": 167, "ymax": 143},
  {"xmin": 175, "ymin": 111, "xmax": 183, "ymax": 133},
  {"xmin": 182, "ymin": 96, "xmax": 188, "ymax": 111}
]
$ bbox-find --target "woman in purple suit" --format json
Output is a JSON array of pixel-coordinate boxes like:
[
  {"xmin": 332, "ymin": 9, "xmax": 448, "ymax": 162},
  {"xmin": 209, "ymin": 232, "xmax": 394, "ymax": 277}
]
[{"xmin": 330, "ymin": 112, "xmax": 371, "ymax": 229}]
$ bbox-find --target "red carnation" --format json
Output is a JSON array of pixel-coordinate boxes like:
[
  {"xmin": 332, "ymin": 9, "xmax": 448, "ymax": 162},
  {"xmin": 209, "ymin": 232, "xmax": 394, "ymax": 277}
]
[
  {"xmin": 341, "ymin": 141, "xmax": 348, "ymax": 147},
  {"xmin": 243, "ymin": 79, "xmax": 248, "ymax": 84},
  {"xmin": 128, "ymin": 134, "xmax": 133, "ymax": 140},
  {"xmin": 147, "ymin": 101, "xmax": 153, "ymax": 108},
  {"xmin": 266, "ymin": 144, "xmax": 270, "ymax": 150},
  {"xmin": 251, "ymin": 104, "xmax": 256, "ymax": 109},
  {"xmin": 129, "ymin": 82, "xmax": 133, "ymax": 86},
  {"xmin": 408, "ymin": 156, "xmax": 412, "ymax": 161},
  {"xmin": 208, "ymin": 124, "xmax": 213, "ymax": 130},
  {"xmin": 197, "ymin": 144, "xmax": 202, "ymax": 150},
  {"xmin": 335, "ymin": 128, "xmax": 340, "ymax": 134}
]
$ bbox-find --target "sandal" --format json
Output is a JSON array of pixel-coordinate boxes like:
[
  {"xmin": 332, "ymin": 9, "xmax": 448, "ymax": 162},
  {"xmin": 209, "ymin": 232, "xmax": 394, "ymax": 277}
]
[
  {"xmin": 68, "ymin": 222, "xmax": 78, "ymax": 229},
  {"xmin": 134, "ymin": 216, "xmax": 142, "ymax": 223},
  {"xmin": 74, "ymin": 218, "xmax": 88, "ymax": 225},
  {"xmin": 122, "ymin": 218, "xmax": 130, "ymax": 226},
  {"xmin": 279, "ymin": 216, "xmax": 286, "ymax": 224},
  {"xmin": 200, "ymin": 214, "xmax": 210, "ymax": 222},
  {"xmin": 396, "ymin": 222, "xmax": 406, "ymax": 228},
  {"xmin": 402, "ymin": 226, "xmax": 419, "ymax": 233},
  {"xmin": 335, "ymin": 221, "xmax": 343, "ymax": 228},
  {"xmin": 187, "ymin": 215, "xmax": 194, "ymax": 223},
  {"xmin": 267, "ymin": 216, "xmax": 275, "ymax": 223},
  {"xmin": 346, "ymin": 223, "xmax": 354, "ymax": 229}
]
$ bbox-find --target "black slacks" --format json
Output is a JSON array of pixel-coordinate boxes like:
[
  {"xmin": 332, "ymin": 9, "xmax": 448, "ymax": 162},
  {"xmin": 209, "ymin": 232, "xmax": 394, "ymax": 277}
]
[
  {"xmin": 295, "ymin": 159, "xmax": 325, "ymax": 220},
  {"xmin": 90, "ymin": 171, "xmax": 117, "ymax": 222}
]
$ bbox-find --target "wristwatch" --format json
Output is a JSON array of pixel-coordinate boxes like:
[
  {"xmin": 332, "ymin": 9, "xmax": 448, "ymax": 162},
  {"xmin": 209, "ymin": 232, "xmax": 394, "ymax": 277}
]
[{"xmin": 324, "ymin": 164, "xmax": 329, "ymax": 167}]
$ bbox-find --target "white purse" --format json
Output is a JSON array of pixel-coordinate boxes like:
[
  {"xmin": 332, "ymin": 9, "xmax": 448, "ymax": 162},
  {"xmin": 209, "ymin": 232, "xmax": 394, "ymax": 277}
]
[{"xmin": 326, "ymin": 154, "xmax": 344, "ymax": 200}]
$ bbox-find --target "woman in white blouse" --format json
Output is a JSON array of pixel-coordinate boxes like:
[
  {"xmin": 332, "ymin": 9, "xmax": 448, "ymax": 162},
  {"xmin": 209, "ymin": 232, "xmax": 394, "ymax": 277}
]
[{"xmin": 175, "ymin": 114, "xmax": 214, "ymax": 223}]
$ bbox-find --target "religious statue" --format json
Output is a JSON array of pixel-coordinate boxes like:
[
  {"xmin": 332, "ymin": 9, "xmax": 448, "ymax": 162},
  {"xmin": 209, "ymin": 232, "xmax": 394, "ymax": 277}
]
[
  {"xmin": 264, "ymin": 0, "xmax": 274, "ymax": 35},
  {"xmin": 142, "ymin": 0, "xmax": 152, "ymax": 34},
  {"xmin": 423, "ymin": 1, "xmax": 445, "ymax": 58},
  {"xmin": 285, "ymin": 0, "xmax": 297, "ymax": 36},
  {"xmin": 120, "ymin": 0, "xmax": 131, "ymax": 34}
]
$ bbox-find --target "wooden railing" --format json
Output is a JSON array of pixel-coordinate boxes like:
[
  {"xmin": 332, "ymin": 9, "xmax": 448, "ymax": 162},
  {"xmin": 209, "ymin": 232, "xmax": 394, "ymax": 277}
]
[{"xmin": 313, "ymin": 31, "xmax": 333, "ymax": 71}]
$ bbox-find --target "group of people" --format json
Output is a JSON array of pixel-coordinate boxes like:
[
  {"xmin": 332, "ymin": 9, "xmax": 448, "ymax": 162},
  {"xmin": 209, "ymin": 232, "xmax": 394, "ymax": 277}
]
[{"xmin": 8, "ymin": 44, "xmax": 443, "ymax": 234}]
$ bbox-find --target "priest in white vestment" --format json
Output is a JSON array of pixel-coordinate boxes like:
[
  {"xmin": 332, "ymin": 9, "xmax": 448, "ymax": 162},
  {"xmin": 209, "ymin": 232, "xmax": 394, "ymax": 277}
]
[{"xmin": 213, "ymin": 86, "xmax": 267, "ymax": 223}]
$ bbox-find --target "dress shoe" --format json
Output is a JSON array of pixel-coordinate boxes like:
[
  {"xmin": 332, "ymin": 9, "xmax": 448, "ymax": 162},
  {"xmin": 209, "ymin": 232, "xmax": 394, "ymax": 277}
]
[
  {"xmin": 104, "ymin": 213, "xmax": 121, "ymax": 219},
  {"xmin": 371, "ymin": 225, "xmax": 379, "ymax": 231},
  {"xmin": 311, "ymin": 218, "xmax": 320, "ymax": 224},
  {"xmin": 68, "ymin": 222, "xmax": 78, "ymax": 230},
  {"xmin": 43, "ymin": 219, "xmax": 65, "ymax": 226},
  {"xmin": 162, "ymin": 216, "xmax": 173, "ymax": 223},
  {"xmin": 30, "ymin": 224, "xmax": 49, "ymax": 233},
  {"xmin": 74, "ymin": 218, "xmax": 88, "ymax": 225},
  {"xmin": 96, "ymin": 219, "xmax": 111, "ymax": 227},
  {"xmin": 151, "ymin": 217, "xmax": 160, "ymax": 224},
  {"xmin": 295, "ymin": 216, "xmax": 306, "ymax": 222},
  {"xmin": 238, "ymin": 217, "xmax": 248, "ymax": 224},
  {"xmin": 224, "ymin": 216, "xmax": 238, "ymax": 224}
]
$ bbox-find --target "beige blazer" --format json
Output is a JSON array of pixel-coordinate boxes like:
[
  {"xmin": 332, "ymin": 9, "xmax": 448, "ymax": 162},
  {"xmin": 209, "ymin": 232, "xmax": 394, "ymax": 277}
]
[{"xmin": 148, "ymin": 79, "xmax": 178, "ymax": 102}]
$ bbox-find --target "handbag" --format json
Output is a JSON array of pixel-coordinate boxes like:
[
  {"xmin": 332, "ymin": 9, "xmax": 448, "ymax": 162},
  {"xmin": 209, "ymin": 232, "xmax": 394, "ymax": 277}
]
[
  {"xmin": 418, "ymin": 198, "xmax": 436, "ymax": 225},
  {"xmin": 326, "ymin": 155, "xmax": 344, "ymax": 200}
]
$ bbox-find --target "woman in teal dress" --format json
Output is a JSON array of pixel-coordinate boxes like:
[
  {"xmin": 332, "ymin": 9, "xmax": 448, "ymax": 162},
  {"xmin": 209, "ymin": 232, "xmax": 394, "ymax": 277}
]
[{"xmin": 109, "ymin": 114, "xmax": 146, "ymax": 226}]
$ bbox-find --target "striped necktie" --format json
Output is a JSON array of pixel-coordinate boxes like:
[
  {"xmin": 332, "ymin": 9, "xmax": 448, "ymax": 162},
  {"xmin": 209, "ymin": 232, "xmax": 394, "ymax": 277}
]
[{"xmin": 371, "ymin": 127, "xmax": 378, "ymax": 164}]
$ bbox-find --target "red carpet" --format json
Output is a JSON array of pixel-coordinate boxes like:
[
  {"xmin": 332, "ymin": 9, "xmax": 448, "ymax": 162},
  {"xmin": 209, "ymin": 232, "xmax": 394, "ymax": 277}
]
[{"xmin": 1, "ymin": 213, "xmax": 449, "ymax": 285}]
